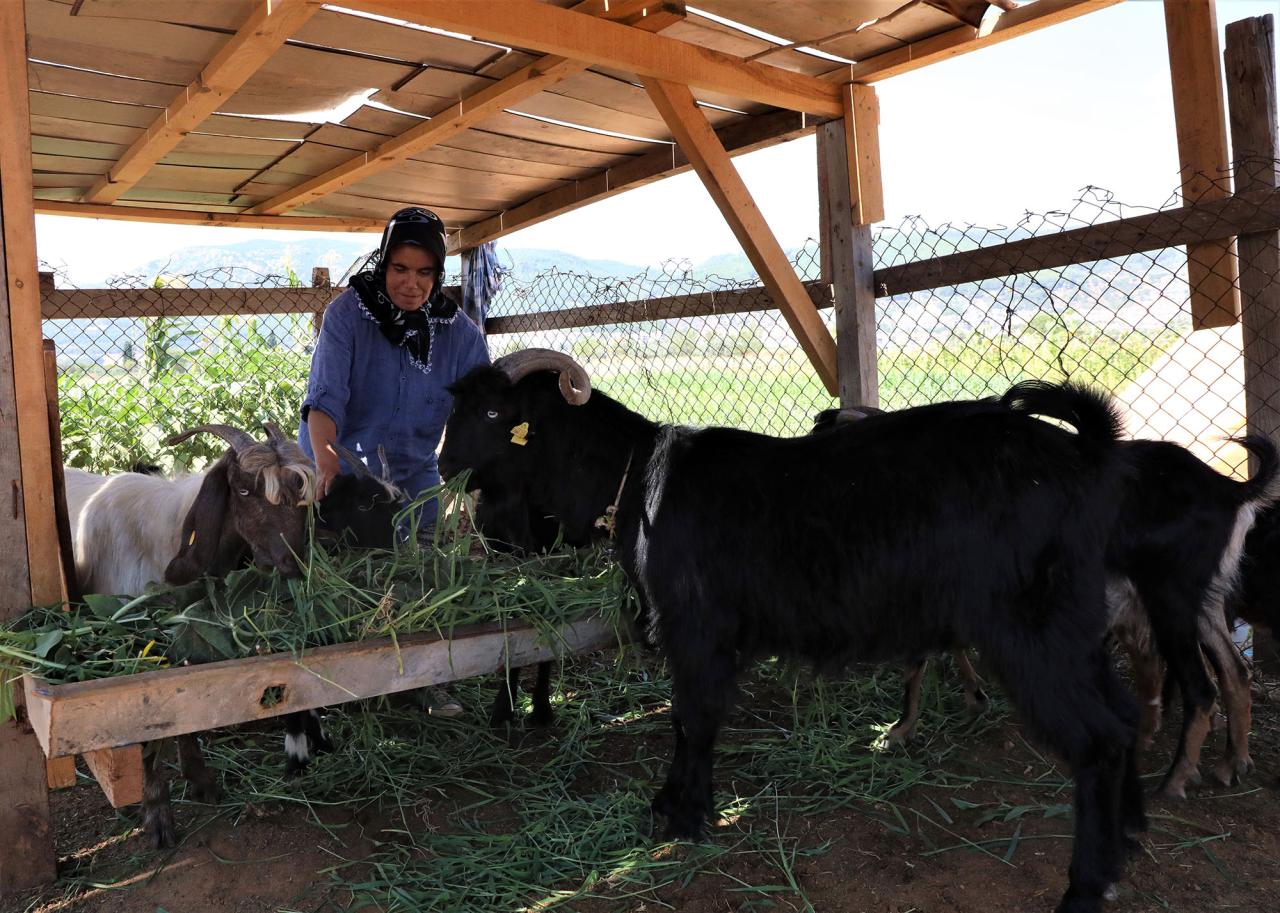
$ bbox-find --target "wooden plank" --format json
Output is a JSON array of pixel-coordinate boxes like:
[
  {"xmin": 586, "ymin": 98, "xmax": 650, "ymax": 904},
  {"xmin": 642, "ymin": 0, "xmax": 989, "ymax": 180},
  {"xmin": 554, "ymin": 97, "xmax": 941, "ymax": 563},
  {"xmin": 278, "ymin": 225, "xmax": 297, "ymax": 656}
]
[
  {"xmin": 1164, "ymin": 0, "xmax": 1240, "ymax": 329},
  {"xmin": 84, "ymin": 0, "xmax": 318, "ymax": 204},
  {"xmin": 28, "ymin": 61, "xmax": 180, "ymax": 108},
  {"xmin": 450, "ymin": 109, "xmax": 821, "ymax": 252},
  {"xmin": 818, "ymin": 120, "xmax": 878, "ymax": 409},
  {"xmin": 343, "ymin": 0, "xmax": 843, "ymax": 116},
  {"xmin": 0, "ymin": 1, "xmax": 56, "ymax": 895},
  {"xmin": 81, "ymin": 745, "xmax": 144, "ymax": 808},
  {"xmin": 251, "ymin": 56, "xmax": 589, "ymax": 215},
  {"xmin": 1, "ymin": 3, "xmax": 60, "ymax": 607},
  {"xmin": 0, "ymin": 722, "xmax": 55, "ymax": 894},
  {"xmin": 41, "ymin": 287, "xmax": 335, "ymax": 320},
  {"xmin": 1225, "ymin": 14, "xmax": 1280, "ymax": 674},
  {"xmin": 646, "ymin": 79, "xmax": 837, "ymax": 394},
  {"xmin": 32, "ymin": 200, "xmax": 382, "ymax": 232},
  {"xmin": 23, "ymin": 616, "xmax": 617, "ymax": 758},
  {"xmin": 486, "ymin": 280, "xmax": 832, "ymax": 334},
  {"xmin": 843, "ymin": 84, "xmax": 883, "ymax": 226},
  {"xmin": 253, "ymin": 0, "xmax": 679, "ymax": 216},
  {"xmin": 45, "ymin": 756, "xmax": 76, "ymax": 790},
  {"xmin": 840, "ymin": 0, "xmax": 1121, "ymax": 83},
  {"xmin": 875, "ymin": 186, "xmax": 1280, "ymax": 299},
  {"xmin": 42, "ymin": 340, "xmax": 77, "ymax": 605}
]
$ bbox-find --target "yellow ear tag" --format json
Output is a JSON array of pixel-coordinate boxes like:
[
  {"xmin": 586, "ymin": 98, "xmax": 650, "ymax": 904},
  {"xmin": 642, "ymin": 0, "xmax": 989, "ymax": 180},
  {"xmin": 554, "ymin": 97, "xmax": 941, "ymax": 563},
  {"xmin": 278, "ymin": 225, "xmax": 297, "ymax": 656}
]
[
  {"xmin": 188, "ymin": 530, "xmax": 197, "ymax": 546},
  {"xmin": 510, "ymin": 422, "xmax": 530, "ymax": 446}
]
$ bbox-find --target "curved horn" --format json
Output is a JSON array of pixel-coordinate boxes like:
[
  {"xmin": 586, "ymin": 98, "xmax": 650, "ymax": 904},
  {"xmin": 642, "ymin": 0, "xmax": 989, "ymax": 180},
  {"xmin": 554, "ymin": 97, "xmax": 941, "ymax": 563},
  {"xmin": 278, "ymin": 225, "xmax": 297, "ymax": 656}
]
[
  {"xmin": 331, "ymin": 443, "xmax": 380, "ymax": 482},
  {"xmin": 166, "ymin": 424, "xmax": 258, "ymax": 453},
  {"xmin": 493, "ymin": 348, "xmax": 591, "ymax": 405},
  {"xmin": 262, "ymin": 421, "xmax": 288, "ymax": 443},
  {"xmin": 376, "ymin": 444, "xmax": 393, "ymax": 483}
]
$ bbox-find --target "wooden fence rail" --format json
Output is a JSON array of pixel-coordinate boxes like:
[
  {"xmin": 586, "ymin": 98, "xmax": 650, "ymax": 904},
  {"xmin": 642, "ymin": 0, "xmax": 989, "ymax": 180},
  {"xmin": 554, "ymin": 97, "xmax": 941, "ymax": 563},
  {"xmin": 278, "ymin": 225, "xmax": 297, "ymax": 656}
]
[{"xmin": 39, "ymin": 186, "xmax": 1280, "ymax": 333}]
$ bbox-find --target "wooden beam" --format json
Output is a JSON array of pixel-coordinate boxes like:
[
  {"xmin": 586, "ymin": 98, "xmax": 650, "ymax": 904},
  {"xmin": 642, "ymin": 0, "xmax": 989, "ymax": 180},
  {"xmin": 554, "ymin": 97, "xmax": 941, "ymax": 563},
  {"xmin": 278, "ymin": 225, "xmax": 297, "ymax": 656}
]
[
  {"xmin": 44, "ymin": 756, "xmax": 76, "ymax": 790},
  {"xmin": 449, "ymin": 110, "xmax": 822, "ymax": 254},
  {"xmin": 485, "ymin": 280, "xmax": 832, "ymax": 335},
  {"xmin": 251, "ymin": 56, "xmax": 587, "ymax": 215},
  {"xmin": 42, "ymin": 287, "xmax": 336, "ymax": 320},
  {"xmin": 0, "ymin": 2, "xmax": 59, "ymax": 889},
  {"xmin": 842, "ymin": 84, "xmax": 884, "ymax": 227},
  {"xmin": 254, "ymin": 1, "xmax": 684, "ymax": 216},
  {"xmin": 646, "ymin": 79, "xmax": 838, "ymax": 395},
  {"xmin": 1225, "ymin": 14, "xmax": 1280, "ymax": 674},
  {"xmin": 342, "ymin": 0, "xmax": 843, "ymax": 117},
  {"xmin": 23, "ymin": 616, "xmax": 617, "ymax": 758},
  {"xmin": 842, "ymin": 0, "xmax": 1121, "ymax": 83},
  {"xmin": 819, "ymin": 119, "xmax": 879, "ymax": 409},
  {"xmin": 84, "ymin": 0, "xmax": 318, "ymax": 205},
  {"xmin": 82, "ymin": 746, "xmax": 144, "ymax": 808},
  {"xmin": 35, "ymin": 200, "xmax": 382, "ymax": 232},
  {"xmin": 1164, "ymin": 0, "xmax": 1241, "ymax": 329},
  {"xmin": 43, "ymin": 340, "xmax": 77, "ymax": 605},
  {"xmin": 875, "ymin": 186, "xmax": 1280, "ymax": 299}
]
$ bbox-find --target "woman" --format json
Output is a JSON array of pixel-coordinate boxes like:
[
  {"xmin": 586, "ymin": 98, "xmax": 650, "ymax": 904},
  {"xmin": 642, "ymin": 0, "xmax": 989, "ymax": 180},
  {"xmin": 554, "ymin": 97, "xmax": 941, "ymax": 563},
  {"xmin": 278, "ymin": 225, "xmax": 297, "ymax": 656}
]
[{"xmin": 299, "ymin": 206, "xmax": 490, "ymax": 715}]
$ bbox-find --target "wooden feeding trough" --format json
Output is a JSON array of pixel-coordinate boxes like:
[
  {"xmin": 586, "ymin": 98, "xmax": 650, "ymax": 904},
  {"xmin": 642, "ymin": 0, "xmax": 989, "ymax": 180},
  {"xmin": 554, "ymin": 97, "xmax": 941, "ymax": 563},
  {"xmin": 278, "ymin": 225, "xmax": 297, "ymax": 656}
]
[{"xmin": 22, "ymin": 614, "xmax": 620, "ymax": 806}]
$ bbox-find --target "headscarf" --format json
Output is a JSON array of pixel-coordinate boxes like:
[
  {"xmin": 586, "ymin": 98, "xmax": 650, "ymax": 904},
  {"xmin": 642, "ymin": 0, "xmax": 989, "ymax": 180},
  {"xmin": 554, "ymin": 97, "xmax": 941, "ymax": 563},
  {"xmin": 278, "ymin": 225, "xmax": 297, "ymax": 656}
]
[{"xmin": 349, "ymin": 207, "xmax": 457, "ymax": 374}]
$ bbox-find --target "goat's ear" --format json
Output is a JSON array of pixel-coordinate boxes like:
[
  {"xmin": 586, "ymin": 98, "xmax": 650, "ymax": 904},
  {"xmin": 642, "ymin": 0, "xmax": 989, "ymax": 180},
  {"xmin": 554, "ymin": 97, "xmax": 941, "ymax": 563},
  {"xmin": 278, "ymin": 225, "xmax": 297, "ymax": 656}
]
[{"xmin": 164, "ymin": 456, "xmax": 232, "ymax": 585}]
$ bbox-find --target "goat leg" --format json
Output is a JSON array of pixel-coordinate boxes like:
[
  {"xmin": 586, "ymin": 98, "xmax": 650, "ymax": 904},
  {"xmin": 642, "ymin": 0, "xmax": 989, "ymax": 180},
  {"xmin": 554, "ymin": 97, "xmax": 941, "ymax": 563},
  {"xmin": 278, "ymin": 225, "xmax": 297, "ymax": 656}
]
[
  {"xmin": 1202, "ymin": 623, "xmax": 1254, "ymax": 787},
  {"xmin": 141, "ymin": 740, "xmax": 178, "ymax": 849},
  {"xmin": 885, "ymin": 658, "xmax": 926, "ymax": 746},
  {"xmin": 528, "ymin": 661, "xmax": 555, "ymax": 727},
  {"xmin": 176, "ymin": 733, "xmax": 220, "ymax": 804},
  {"xmin": 489, "ymin": 667, "xmax": 521, "ymax": 727},
  {"xmin": 953, "ymin": 648, "xmax": 989, "ymax": 714}
]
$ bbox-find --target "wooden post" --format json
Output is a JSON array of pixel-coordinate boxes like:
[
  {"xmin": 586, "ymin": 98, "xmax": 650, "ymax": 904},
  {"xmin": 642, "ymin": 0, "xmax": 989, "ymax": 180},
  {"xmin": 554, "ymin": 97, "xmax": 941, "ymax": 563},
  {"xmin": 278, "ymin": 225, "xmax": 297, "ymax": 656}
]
[
  {"xmin": 817, "ymin": 85, "xmax": 882, "ymax": 408},
  {"xmin": 1225, "ymin": 14, "xmax": 1280, "ymax": 674},
  {"xmin": 311, "ymin": 266, "xmax": 331, "ymax": 339},
  {"xmin": 43, "ymin": 340, "xmax": 75, "ymax": 605},
  {"xmin": 0, "ymin": 0, "xmax": 58, "ymax": 895},
  {"xmin": 1164, "ymin": 0, "xmax": 1243, "ymax": 329}
]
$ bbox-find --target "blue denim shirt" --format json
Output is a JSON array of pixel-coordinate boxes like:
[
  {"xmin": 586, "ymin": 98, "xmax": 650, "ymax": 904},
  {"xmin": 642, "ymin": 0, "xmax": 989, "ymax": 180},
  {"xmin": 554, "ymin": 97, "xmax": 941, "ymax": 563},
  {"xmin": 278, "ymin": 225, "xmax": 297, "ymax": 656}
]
[{"xmin": 298, "ymin": 287, "xmax": 490, "ymax": 499}]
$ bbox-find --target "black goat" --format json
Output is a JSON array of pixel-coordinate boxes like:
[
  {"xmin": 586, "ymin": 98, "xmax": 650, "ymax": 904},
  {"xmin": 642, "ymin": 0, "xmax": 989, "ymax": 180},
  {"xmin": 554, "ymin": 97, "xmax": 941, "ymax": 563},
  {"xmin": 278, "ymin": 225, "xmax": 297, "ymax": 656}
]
[
  {"xmin": 1230, "ymin": 499, "xmax": 1280, "ymax": 665},
  {"xmin": 441, "ymin": 349, "xmax": 1143, "ymax": 913},
  {"xmin": 815, "ymin": 402, "xmax": 1279, "ymax": 796}
]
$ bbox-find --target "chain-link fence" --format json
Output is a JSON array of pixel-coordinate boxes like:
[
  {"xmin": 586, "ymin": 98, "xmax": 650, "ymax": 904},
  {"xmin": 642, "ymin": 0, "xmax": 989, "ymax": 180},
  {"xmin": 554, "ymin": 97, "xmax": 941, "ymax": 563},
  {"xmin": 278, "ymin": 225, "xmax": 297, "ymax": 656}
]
[{"xmin": 39, "ymin": 173, "xmax": 1280, "ymax": 480}]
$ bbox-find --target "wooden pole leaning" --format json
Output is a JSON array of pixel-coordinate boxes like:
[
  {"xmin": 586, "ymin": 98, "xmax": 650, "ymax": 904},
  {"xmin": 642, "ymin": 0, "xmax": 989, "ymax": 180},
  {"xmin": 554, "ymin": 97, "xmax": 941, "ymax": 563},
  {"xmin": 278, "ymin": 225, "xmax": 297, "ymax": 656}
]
[{"xmin": 646, "ymin": 79, "xmax": 839, "ymax": 395}]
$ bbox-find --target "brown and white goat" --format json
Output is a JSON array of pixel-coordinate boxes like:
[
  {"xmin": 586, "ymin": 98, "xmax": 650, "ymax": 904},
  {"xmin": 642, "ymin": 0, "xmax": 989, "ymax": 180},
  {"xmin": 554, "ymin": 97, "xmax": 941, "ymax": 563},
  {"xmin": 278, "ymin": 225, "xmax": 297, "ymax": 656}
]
[{"xmin": 66, "ymin": 423, "xmax": 315, "ymax": 847}]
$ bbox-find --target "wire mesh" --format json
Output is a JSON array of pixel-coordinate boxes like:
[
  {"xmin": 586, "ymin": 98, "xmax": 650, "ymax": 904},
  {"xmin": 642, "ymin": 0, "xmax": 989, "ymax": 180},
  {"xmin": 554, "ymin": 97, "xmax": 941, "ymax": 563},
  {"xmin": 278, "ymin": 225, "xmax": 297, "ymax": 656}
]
[{"xmin": 39, "ymin": 173, "xmax": 1280, "ymax": 480}]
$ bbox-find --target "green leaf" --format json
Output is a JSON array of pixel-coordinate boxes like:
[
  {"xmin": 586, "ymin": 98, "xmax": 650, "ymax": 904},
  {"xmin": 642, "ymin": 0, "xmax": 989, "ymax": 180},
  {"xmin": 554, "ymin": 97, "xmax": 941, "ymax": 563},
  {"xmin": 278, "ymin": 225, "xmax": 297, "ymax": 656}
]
[
  {"xmin": 169, "ymin": 604, "xmax": 237, "ymax": 664},
  {"xmin": 83, "ymin": 593, "xmax": 128, "ymax": 620},
  {"xmin": 34, "ymin": 629, "xmax": 64, "ymax": 658}
]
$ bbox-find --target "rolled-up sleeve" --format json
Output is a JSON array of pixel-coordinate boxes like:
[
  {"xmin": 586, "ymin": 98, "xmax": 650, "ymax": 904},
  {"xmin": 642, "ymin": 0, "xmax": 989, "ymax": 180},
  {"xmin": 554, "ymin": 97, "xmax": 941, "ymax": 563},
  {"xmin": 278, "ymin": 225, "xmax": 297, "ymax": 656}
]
[{"xmin": 301, "ymin": 295, "xmax": 355, "ymax": 431}]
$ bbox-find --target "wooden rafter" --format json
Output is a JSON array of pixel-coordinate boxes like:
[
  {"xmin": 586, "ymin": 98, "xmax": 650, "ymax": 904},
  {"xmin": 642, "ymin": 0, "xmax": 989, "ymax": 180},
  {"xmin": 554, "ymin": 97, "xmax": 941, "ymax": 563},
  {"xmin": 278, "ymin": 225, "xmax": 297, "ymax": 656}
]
[
  {"xmin": 340, "ymin": 0, "xmax": 843, "ymax": 117},
  {"xmin": 82, "ymin": 0, "xmax": 318, "ymax": 205},
  {"xmin": 448, "ymin": 110, "xmax": 820, "ymax": 254},
  {"xmin": 35, "ymin": 200, "xmax": 382, "ymax": 232},
  {"xmin": 253, "ymin": 1, "xmax": 684, "ymax": 216},
  {"xmin": 645, "ymin": 79, "xmax": 838, "ymax": 395},
  {"xmin": 838, "ymin": 0, "xmax": 1121, "ymax": 83}
]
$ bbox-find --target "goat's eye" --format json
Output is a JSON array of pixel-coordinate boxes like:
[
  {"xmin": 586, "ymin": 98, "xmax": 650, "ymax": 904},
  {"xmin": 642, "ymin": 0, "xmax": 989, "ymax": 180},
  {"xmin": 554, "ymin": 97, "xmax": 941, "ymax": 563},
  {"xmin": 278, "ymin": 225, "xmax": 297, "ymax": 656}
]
[
  {"xmin": 486, "ymin": 410, "xmax": 499, "ymax": 420},
  {"xmin": 237, "ymin": 488, "xmax": 251, "ymax": 497}
]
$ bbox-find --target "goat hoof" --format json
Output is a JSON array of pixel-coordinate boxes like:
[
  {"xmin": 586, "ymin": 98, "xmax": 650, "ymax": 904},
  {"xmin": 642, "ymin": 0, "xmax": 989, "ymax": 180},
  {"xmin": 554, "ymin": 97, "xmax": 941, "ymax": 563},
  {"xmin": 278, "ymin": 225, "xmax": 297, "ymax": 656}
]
[
  {"xmin": 145, "ymin": 812, "xmax": 178, "ymax": 850},
  {"xmin": 528, "ymin": 705, "xmax": 555, "ymax": 728},
  {"xmin": 884, "ymin": 724, "xmax": 915, "ymax": 748},
  {"xmin": 650, "ymin": 784, "xmax": 680, "ymax": 818},
  {"xmin": 1212, "ymin": 756, "xmax": 1254, "ymax": 787},
  {"xmin": 661, "ymin": 813, "xmax": 707, "ymax": 843},
  {"xmin": 1157, "ymin": 770, "xmax": 1196, "ymax": 800},
  {"xmin": 283, "ymin": 758, "xmax": 309, "ymax": 779},
  {"xmin": 1054, "ymin": 887, "xmax": 1104, "ymax": 913},
  {"xmin": 965, "ymin": 689, "xmax": 989, "ymax": 715}
]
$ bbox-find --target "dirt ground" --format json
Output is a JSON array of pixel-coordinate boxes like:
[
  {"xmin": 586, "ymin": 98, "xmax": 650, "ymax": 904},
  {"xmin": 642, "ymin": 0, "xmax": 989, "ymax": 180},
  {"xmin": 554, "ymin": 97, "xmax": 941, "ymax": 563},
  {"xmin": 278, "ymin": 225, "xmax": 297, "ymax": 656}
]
[{"xmin": 8, "ymin": 661, "xmax": 1280, "ymax": 913}]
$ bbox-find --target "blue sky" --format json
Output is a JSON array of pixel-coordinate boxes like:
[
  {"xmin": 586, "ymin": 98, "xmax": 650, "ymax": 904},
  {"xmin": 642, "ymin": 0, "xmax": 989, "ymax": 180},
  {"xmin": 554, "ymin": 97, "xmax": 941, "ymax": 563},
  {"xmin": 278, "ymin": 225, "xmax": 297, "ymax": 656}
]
[{"xmin": 34, "ymin": 0, "xmax": 1279, "ymax": 283}]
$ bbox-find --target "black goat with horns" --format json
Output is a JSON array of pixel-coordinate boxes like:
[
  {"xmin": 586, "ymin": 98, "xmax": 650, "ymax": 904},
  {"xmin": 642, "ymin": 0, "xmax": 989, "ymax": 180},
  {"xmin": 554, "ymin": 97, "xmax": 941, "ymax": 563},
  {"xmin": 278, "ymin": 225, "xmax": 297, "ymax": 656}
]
[{"xmin": 440, "ymin": 348, "xmax": 1144, "ymax": 913}]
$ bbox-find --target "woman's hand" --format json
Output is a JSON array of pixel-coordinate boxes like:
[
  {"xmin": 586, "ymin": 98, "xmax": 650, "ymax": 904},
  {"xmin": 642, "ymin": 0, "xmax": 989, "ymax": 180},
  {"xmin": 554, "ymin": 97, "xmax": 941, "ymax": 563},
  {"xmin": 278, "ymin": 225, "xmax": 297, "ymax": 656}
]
[
  {"xmin": 315, "ymin": 447, "xmax": 341, "ymax": 500},
  {"xmin": 308, "ymin": 409, "xmax": 341, "ymax": 500}
]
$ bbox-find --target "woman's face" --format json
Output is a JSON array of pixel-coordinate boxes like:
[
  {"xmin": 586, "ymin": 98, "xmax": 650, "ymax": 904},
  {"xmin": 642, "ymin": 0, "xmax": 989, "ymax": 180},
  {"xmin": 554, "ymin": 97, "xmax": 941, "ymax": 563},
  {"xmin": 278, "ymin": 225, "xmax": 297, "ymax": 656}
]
[{"xmin": 384, "ymin": 244, "xmax": 439, "ymax": 312}]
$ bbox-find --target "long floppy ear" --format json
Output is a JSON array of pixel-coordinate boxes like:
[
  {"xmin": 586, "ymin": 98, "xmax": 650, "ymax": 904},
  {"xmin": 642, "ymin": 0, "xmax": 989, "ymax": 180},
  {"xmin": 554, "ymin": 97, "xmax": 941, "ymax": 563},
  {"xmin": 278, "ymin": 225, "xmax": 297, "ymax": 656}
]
[{"xmin": 164, "ymin": 456, "xmax": 235, "ymax": 585}]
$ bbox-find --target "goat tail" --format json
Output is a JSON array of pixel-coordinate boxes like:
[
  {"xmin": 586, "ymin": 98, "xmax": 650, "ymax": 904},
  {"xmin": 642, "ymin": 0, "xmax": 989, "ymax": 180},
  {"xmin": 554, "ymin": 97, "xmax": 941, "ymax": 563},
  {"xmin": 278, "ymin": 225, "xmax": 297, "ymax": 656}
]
[
  {"xmin": 1229, "ymin": 434, "xmax": 1280, "ymax": 505},
  {"xmin": 1001, "ymin": 379, "xmax": 1125, "ymax": 443}
]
